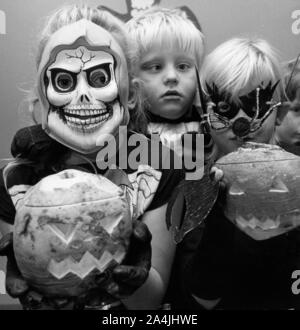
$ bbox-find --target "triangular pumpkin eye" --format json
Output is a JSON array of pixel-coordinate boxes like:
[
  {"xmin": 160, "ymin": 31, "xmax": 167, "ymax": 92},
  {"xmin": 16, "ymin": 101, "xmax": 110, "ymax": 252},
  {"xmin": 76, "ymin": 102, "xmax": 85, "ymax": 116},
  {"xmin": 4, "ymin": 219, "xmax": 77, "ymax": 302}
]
[
  {"xmin": 49, "ymin": 223, "xmax": 77, "ymax": 239},
  {"xmin": 229, "ymin": 181, "xmax": 245, "ymax": 196},
  {"xmin": 269, "ymin": 175, "xmax": 289, "ymax": 193}
]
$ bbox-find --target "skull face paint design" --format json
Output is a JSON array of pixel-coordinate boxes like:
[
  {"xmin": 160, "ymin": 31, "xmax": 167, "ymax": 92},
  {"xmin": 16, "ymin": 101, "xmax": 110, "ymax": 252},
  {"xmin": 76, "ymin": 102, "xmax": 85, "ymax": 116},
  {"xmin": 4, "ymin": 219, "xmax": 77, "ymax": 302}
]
[{"xmin": 45, "ymin": 47, "xmax": 118, "ymax": 133}]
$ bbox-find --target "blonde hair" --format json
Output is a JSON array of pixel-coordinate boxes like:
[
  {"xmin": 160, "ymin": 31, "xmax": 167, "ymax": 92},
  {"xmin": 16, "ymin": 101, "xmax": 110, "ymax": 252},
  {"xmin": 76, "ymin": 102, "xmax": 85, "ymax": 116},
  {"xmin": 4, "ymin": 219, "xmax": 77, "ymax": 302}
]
[
  {"xmin": 201, "ymin": 37, "xmax": 284, "ymax": 104},
  {"xmin": 126, "ymin": 6, "xmax": 205, "ymax": 71},
  {"xmin": 35, "ymin": 4, "xmax": 129, "ymax": 69},
  {"xmin": 4, "ymin": 4, "xmax": 148, "ymax": 187}
]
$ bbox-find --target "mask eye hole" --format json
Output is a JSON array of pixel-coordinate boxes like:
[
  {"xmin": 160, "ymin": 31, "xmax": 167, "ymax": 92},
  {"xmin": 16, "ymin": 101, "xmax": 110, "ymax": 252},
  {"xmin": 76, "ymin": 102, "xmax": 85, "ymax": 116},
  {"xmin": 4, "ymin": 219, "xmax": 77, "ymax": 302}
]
[
  {"xmin": 87, "ymin": 64, "xmax": 111, "ymax": 88},
  {"xmin": 217, "ymin": 101, "xmax": 231, "ymax": 113},
  {"xmin": 51, "ymin": 70, "xmax": 76, "ymax": 93}
]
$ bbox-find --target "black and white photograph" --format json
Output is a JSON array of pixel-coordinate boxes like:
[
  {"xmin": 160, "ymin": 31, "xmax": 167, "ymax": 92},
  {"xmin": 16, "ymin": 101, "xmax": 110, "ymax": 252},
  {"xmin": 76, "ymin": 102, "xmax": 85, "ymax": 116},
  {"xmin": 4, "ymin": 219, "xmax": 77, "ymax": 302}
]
[{"xmin": 0, "ymin": 0, "xmax": 299, "ymax": 318}]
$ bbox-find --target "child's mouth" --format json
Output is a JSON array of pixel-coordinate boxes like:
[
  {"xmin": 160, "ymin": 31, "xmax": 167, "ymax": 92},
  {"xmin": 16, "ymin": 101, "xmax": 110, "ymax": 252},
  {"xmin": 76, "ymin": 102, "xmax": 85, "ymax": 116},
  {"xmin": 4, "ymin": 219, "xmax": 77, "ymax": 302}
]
[{"xmin": 162, "ymin": 91, "xmax": 182, "ymax": 99}]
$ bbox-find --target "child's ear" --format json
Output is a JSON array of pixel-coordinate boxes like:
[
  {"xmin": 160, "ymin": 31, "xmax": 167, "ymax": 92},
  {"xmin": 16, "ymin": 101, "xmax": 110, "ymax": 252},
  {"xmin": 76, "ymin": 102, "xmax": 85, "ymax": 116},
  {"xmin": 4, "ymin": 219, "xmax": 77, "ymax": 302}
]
[
  {"xmin": 275, "ymin": 102, "xmax": 290, "ymax": 126},
  {"xmin": 128, "ymin": 78, "xmax": 141, "ymax": 110},
  {"xmin": 128, "ymin": 91, "xmax": 136, "ymax": 110}
]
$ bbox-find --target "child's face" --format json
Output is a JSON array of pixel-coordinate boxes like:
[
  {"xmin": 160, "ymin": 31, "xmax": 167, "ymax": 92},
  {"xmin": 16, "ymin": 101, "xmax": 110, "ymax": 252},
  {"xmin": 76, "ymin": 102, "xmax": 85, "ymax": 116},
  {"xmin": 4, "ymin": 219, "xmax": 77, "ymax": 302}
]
[
  {"xmin": 276, "ymin": 99, "xmax": 300, "ymax": 151},
  {"xmin": 135, "ymin": 44, "xmax": 197, "ymax": 120},
  {"xmin": 209, "ymin": 106, "xmax": 278, "ymax": 157}
]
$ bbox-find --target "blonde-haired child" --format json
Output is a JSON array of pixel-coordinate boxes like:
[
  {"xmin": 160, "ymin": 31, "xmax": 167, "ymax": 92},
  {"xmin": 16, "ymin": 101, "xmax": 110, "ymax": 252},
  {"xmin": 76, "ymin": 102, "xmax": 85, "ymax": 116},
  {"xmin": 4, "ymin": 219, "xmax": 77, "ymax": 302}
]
[
  {"xmin": 0, "ymin": 4, "xmax": 184, "ymax": 310},
  {"xmin": 126, "ymin": 7, "xmax": 222, "ymax": 310},
  {"xmin": 126, "ymin": 7, "xmax": 207, "ymax": 159},
  {"xmin": 186, "ymin": 37, "xmax": 300, "ymax": 310},
  {"xmin": 200, "ymin": 37, "xmax": 285, "ymax": 159}
]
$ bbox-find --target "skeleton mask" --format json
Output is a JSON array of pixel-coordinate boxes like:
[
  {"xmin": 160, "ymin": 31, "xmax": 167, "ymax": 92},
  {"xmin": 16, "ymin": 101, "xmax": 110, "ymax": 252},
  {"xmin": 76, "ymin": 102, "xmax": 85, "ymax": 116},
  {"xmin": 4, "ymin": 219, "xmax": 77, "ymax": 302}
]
[{"xmin": 37, "ymin": 19, "xmax": 129, "ymax": 154}]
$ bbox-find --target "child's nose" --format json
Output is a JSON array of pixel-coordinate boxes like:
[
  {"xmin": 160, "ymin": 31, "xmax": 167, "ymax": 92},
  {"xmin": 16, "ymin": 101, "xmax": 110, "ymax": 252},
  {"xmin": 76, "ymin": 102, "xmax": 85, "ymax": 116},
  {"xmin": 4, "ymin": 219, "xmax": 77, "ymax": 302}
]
[{"xmin": 163, "ymin": 66, "xmax": 178, "ymax": 85}]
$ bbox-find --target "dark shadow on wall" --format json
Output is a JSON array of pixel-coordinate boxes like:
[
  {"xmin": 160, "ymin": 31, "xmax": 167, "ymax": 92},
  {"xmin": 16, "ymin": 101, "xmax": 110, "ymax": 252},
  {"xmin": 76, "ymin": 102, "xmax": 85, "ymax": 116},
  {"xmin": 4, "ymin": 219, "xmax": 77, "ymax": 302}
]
[{"xmin": 98, "ymin": 0, "xmax": 202, "ymax": 31}]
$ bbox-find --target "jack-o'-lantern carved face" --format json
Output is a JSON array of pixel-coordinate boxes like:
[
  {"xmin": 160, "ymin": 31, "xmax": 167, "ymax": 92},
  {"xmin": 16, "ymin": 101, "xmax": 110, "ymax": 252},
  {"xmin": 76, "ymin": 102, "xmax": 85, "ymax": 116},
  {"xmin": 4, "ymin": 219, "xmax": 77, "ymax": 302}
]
[
  {"xmin": 216, "ymin": 143, "xmax": 300, "ymax": 240},
  {"xmin": 13, "ymin": 170, "xmax": 132, "ymax": 297},
  {"xmin": 37, "ymin": 19, "xmax": 129, "ymax": 154}
]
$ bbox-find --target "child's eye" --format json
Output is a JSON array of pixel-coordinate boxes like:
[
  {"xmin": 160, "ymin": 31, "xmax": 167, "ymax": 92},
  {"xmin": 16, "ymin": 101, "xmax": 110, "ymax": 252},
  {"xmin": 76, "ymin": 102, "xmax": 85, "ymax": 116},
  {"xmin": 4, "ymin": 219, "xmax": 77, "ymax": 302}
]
[
  {"xmin": 150, "ymin": 64, "xmax": 162, "ymax": 72},
  {"xmin": 142, "ymin": 63, "xmax": 162, "ymax": 72},
  {"xmin": 177, "ymin": 63, "xmax": 191, "ymax": 71},
  {"xmin": 217, "ymin": 101, "xmax": 231, "ymax": 113}
]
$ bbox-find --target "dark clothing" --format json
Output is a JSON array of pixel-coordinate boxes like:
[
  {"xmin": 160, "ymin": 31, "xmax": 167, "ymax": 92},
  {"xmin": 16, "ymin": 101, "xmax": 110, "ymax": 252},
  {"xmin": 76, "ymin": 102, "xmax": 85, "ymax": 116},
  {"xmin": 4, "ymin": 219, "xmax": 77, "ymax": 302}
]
[
  {"xmin": 0, "ymin": 130, "xmax": 184, "ymax": 225},
  {"xmin": 187, "ymin": 202, "xmax": 300, "ymax": 310},
  {"xmin": 164, "ymin": 225, "xmax": 205, "ymax": 309},
  {"xmin": 147, "ymin": 105, "xmax": 201, "ymax": 124},
  {"xmin": 149, "ymin": 106, "xmax": 218, "ymax": 309}
]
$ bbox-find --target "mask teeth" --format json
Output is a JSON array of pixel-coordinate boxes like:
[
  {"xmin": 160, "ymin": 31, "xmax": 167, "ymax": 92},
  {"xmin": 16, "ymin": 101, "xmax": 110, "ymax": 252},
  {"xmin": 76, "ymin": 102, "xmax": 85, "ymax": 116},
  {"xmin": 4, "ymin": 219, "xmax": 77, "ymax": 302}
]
[
  {"xmin": 64, "ymin": 107, "xmax": 108, "ymax": 117},
  {"xmin": 65, "ymin": 104, "xmax": 106, "ymax": 110},
  {"xmin": 65, "ymin": 113, "xmax": 110, "ymax": 131}
]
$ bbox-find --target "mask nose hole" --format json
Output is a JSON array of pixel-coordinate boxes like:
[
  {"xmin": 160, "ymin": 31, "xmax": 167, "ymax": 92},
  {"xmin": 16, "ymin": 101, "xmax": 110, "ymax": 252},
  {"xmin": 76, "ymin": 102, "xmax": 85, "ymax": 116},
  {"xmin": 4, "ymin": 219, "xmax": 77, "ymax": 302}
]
[
  {"xmin": 232, "ymin": 117, "xmax": 251, "ymax": 137},
  {"xmin": 80, "ymin": 94, "xmax": 90, "ymax": 103}
]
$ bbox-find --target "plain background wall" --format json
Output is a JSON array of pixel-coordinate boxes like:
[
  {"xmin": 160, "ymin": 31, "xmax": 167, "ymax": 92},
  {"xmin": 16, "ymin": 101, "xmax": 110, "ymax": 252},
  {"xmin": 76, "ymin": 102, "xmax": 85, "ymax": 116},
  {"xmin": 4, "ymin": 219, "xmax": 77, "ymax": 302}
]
[{"xmin": 0, "ymin": 0, "xmax": 299, "ymax": 306}]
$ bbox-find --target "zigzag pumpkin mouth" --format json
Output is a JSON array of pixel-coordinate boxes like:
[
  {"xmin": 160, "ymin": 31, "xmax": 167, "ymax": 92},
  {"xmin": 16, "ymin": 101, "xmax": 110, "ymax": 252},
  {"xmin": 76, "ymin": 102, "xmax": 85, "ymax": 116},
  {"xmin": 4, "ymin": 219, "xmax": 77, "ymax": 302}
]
[
  {"xmin": 235, "ymin": 214, "xmax": 281, "ymax": 230},
  {"xmin": 48, "ymin": 250, "xmax": 125, "ymax": 280},
  {"xmin": 217, "ymin": 142, "xmax": 300, "ymax": 240}
]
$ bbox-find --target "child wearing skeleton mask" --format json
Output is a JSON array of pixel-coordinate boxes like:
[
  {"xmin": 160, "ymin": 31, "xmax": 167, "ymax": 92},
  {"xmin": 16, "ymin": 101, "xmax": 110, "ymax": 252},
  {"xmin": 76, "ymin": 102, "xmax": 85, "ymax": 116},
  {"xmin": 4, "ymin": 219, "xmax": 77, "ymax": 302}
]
[
  {"xmin": 185, "ymin": 38, "xmax": 300, "ymax": 310},
  {"xmin": 0, "ymin": 4, "xmax": 185, "ymax": 310},
  {"xmin": 275, "ymin": 55, "xmax": 300, "ymax": 156}
]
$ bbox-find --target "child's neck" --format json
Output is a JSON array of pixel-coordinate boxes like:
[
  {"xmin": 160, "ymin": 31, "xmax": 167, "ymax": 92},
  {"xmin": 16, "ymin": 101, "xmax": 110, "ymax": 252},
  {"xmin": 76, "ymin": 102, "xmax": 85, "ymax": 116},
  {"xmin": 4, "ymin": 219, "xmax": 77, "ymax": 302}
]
[{"xmin": 148, "ymin": 105, "xmax": 200, "ymax": 124}]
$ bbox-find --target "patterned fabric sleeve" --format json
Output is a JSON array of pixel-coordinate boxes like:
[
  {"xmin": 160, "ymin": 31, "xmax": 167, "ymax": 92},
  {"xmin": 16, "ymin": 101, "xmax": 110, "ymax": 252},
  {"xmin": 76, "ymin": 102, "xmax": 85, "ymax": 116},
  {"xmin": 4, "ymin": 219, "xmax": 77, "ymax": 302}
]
[{"xmin": 147, "ymin": 168, "xmax": 184, "ymax": 211}]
